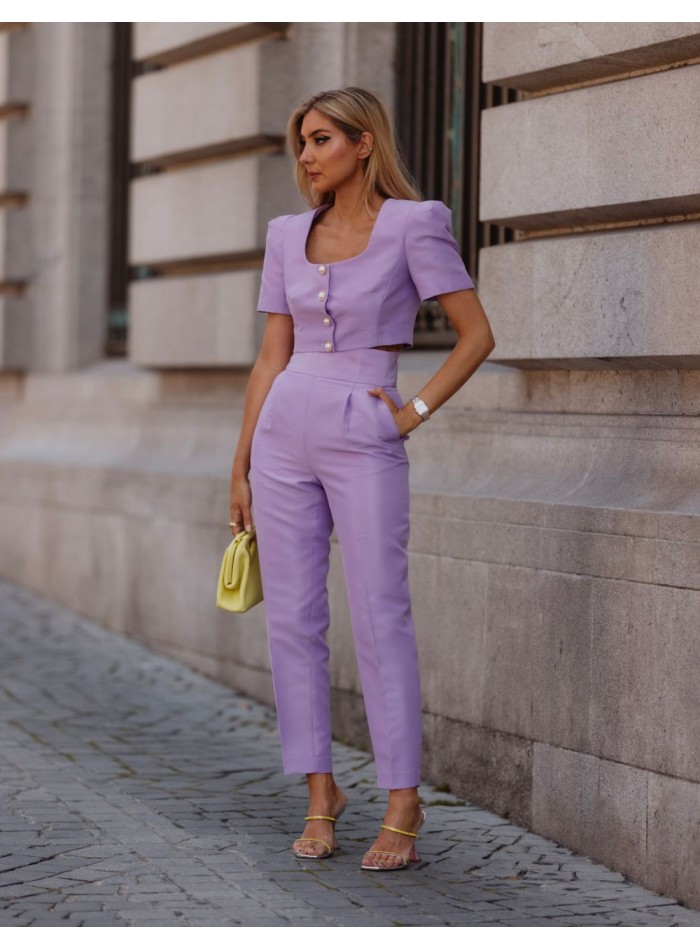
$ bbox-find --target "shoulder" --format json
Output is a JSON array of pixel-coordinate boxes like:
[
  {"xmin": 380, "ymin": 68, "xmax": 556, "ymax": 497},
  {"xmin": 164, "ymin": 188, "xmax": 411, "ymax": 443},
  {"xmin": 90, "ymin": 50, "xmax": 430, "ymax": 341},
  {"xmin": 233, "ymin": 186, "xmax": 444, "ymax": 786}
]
[
  {"xmin": 263, "ymin": 213, "xmax": 296, "ymax": 251},
  {"xmin": 390, "ymin": 199, "xmax": 452, "ymax": 236},
  {"xmin": 266, "ymin": 207, "xmax": 318, "ymax": 237},
  {"xmin": 266, "ymin": 213, "xmax": 295, "ymax": 231},
  {"xmin": 401, "ymin": 198, "xmax": 451, "ymax": 222}
]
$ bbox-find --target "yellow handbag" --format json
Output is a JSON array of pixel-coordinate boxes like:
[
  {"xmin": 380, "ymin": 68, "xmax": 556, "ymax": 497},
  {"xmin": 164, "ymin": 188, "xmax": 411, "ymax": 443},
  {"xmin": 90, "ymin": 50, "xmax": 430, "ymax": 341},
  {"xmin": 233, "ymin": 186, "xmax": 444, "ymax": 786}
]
[{"xmin": 215, "ymin": 529, "xmax": 263, "ymax": 612}]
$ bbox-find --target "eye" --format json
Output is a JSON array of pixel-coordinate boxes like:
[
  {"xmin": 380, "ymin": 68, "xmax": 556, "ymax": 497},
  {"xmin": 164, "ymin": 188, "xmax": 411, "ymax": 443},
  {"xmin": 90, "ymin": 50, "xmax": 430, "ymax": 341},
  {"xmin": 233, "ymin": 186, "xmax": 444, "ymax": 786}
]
[{"xmin": 299, "ymin": 136, "xmax": 329, "ymax": 147}]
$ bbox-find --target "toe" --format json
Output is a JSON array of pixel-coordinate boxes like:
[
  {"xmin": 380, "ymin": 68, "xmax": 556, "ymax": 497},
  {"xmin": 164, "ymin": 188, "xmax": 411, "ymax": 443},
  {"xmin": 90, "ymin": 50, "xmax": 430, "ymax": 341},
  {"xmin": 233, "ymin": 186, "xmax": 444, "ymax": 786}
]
[{"xmin": 294, "ymin": 840, "xmax": 321, "ymax": 857}]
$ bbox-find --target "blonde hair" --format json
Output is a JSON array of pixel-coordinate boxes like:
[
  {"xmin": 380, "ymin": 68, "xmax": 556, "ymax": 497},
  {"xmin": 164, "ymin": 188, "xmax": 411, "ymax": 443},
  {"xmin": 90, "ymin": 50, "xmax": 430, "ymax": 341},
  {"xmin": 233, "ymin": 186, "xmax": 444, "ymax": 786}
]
[{"xmin": 286, "ymin": 86, "xmax": 423, "ymax": 217}]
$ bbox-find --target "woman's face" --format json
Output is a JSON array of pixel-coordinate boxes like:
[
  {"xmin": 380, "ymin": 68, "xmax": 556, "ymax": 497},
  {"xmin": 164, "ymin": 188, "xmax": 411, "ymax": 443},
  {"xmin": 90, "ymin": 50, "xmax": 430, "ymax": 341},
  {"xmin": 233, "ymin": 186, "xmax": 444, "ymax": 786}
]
[{"xmin": 298, "ymin": 108, "xmax": 369, "ymax": 193}]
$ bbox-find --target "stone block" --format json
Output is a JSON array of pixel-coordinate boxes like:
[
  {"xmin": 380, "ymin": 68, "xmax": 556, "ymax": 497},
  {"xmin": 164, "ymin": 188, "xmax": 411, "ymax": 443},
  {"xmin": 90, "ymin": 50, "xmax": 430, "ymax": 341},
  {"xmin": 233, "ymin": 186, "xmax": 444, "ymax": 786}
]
[
  {"xmin": 423, "ymin": 712, "xmax": 532, "ymax": 826},
  {"xmin": 0, "ymin": 30, "xmax": 8, "ymax": 101},
  {"xmin": 0, "ymin": 295, "xmax": 30, "ymax": 370},
  {"xmin": 480, "ymin": 65, "xmax": 700, "ymax": 227},
  {"xmin": 479, "ymin": 224, "xmax": 700, "ymax": 366},
  {"xmin": 131, "ymin": 45, "xmax": 259, "ymax": 162},
  {"xmin": 532, "ymin": 743, "xmax": 648, "ymax": 883},
  {"xmin": 532, "ymin": 571, "xmax": 593, "ymax": 750},
  {"xmin": 647, "ymin": 772, "xmax": 700, "ymax": 908},
  {"xmin": 129, "ymin": 157, "xmax": 257, "ymax": 265},
  {"xmin": 480, "ymin": 564, "xmax": 540, "ymax": 736},
  {"xmin": 411, "ymin": 551, "xmax": 488, "ymax": 725},
  {"xmin": 0, "ymin": 120, "xmax": 7, "ymax": 189},
  {"xmin": 129, "ymin": 271, "xmax": 260, "ymax": 367},
  {"xmin": 590, "ymin": 579, "xmax": 700, "ymax": 783}
]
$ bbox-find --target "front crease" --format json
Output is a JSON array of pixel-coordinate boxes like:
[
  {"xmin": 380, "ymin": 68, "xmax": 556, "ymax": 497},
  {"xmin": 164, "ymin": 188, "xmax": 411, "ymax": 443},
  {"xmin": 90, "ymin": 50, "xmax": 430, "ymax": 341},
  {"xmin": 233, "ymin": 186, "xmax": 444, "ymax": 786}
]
[{"xmin": 343, "ymin": 390, "xmax": 352, "ymax": 436}]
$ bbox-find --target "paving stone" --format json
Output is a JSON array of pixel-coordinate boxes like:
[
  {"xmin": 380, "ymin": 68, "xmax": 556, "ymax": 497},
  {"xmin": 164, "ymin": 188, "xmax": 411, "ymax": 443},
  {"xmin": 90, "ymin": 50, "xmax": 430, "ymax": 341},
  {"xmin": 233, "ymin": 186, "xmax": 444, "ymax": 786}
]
[{"xmin": 0, "ymin": 577, "xmax": 698, "ymax": 928}]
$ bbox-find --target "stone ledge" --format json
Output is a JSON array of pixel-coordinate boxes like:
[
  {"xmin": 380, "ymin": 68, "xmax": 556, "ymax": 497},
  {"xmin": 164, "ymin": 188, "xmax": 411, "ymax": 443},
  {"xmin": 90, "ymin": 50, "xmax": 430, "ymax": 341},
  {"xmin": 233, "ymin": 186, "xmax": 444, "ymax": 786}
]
[{"xmin": 483, "ymin": 23, "xmax": 700, "ymax": 90}]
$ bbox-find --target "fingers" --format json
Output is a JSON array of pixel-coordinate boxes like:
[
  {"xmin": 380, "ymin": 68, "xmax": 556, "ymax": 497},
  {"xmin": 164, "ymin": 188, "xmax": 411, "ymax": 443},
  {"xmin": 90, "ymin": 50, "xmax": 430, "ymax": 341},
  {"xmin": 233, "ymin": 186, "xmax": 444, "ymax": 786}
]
[
  {"xmin": 366, "ymin": 386, "xmax": 396, "ymax": 409},
  {"xmin": 230, "ymin": 480, "xmax": 254, "ymax": 534},
  {"xmin": 230, "ymin": 507, "xmax": 254, "ymax": 531}
]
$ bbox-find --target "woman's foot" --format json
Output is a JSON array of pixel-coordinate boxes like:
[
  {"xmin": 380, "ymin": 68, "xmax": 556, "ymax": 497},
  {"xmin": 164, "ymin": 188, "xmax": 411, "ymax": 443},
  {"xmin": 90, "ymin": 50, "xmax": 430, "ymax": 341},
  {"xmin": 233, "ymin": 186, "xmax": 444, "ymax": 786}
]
[
  {"xmin": 362, "ymin": 791, "xmax": 423, "ymax": 869},
  {"xmin": 292, "ymin": 774, "xmax": 348, "ymax": 858}
]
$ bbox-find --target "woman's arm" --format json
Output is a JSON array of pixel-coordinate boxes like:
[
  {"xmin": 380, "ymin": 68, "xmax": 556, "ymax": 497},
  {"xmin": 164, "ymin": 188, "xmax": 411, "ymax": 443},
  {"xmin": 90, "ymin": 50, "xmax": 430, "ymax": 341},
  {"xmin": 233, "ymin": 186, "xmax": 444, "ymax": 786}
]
[
  {"xmin": 389, "ymin": 288, "xmax": 496, "ymax": 436},
  {"xmin": 229, "ymin": 313, "xmax": 294, "ymax": 533}
]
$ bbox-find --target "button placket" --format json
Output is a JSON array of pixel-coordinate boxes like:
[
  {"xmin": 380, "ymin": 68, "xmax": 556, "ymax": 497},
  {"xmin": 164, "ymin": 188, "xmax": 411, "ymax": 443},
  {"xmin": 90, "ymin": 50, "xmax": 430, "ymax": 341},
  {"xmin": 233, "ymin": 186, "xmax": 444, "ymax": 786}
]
[{"xmin": 316, "ymin": 263, "xmax": 334, "ymax": 351}]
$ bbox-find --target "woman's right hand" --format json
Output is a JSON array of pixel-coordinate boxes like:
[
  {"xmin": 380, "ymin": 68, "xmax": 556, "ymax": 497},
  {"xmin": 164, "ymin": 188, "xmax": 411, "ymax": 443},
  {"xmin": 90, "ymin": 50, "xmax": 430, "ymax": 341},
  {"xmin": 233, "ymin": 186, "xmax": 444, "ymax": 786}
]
[{"xmin": 230, "ymin": 472, "xmax": 254, "ymax": 537}]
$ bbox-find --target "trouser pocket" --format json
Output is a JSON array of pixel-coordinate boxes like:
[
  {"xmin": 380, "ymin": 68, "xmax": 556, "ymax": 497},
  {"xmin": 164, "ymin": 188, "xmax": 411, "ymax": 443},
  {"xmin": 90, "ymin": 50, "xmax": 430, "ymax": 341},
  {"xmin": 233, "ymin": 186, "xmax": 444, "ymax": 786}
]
[{"xmin": 346, "ymin": 385, "xmax": 410, "ymax": 445}]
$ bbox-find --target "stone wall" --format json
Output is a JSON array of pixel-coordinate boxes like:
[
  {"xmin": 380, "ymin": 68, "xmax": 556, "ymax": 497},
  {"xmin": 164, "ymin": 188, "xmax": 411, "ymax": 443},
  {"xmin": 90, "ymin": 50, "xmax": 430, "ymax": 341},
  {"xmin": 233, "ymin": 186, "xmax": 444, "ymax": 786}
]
[{"xmin": 0, "ymin": 22, "xmax": 698, "ymax": 908}]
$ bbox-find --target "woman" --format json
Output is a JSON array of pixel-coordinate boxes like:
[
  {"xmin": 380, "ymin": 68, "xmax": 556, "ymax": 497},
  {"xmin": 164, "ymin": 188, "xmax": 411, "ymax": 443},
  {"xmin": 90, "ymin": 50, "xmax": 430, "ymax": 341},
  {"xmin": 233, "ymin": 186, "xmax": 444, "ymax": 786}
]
[{"xmin": 229, "ymin": 86, "xmax": 495, "ymax": 871}]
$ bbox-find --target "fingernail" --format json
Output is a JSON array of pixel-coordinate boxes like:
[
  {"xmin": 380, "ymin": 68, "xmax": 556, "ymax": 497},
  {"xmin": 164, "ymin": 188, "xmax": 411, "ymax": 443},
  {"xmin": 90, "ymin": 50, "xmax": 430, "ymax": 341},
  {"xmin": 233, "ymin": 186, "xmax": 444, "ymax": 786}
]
[{"xmin": 246, "ymin": 523, "xmax": 252, "ymax": 532}]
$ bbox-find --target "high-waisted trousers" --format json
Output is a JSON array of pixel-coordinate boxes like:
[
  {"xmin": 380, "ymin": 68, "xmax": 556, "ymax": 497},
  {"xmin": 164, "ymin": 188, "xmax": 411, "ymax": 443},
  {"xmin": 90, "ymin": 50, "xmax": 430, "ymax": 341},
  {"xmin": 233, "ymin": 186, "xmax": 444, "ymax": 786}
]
[{"xmin": 248, "ymin": 348, "xmax": 422, "ymax": 789}]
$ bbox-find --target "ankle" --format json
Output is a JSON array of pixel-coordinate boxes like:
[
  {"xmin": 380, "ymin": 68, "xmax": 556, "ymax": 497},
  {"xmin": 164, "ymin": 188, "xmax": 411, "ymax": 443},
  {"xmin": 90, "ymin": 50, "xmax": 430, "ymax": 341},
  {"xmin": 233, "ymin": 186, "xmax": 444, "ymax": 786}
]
[
  {"xmin": 386, "ymin": 789, "xmax": 421, "ymax": 811},
  {"xmin": 306, "ymin": 771, "xmax": 336, "ymax": 791},
  {"xmin": 305, "ymin": 774, "xmax": 345, "ymax": 809}
]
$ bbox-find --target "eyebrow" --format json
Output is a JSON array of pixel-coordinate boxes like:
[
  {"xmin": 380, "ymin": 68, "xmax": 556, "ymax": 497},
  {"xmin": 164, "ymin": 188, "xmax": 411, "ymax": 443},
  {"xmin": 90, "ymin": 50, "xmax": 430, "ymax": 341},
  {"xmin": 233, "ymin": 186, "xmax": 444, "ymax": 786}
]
[{"xmin": 299, "ymin": 128, "xmax": 331, "ymax": 139}]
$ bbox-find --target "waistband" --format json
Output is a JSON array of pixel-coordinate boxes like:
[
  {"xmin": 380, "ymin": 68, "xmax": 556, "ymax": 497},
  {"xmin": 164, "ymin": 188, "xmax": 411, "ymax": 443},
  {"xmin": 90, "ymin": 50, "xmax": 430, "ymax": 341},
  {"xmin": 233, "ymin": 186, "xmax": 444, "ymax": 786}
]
[{"xmin": 285, "ymin": 348, "xmax": 400, "ymax": 387}]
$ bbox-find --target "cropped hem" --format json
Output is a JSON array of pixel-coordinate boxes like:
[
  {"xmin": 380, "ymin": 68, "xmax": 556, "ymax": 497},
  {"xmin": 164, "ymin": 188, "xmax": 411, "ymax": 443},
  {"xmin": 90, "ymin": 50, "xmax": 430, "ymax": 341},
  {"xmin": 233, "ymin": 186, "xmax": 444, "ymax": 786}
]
[
  {"xmin": 282, "ymin": 756, "xmax": 334, "ymax": 776},
  {"xmin": 376, "ymin": 768, "xmax": 422, "ymax": 790}
]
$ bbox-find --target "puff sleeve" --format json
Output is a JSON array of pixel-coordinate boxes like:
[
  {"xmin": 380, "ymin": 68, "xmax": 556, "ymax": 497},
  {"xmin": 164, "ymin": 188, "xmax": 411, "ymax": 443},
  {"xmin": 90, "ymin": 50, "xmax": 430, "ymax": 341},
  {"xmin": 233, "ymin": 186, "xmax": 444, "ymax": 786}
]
[
  {"xmin": 405, "ymin": 200, "xmax": 475, "ymax": 301},
  {"xmin": 256, "ymin": 215, "xmax": 292, "ymax": 314}
]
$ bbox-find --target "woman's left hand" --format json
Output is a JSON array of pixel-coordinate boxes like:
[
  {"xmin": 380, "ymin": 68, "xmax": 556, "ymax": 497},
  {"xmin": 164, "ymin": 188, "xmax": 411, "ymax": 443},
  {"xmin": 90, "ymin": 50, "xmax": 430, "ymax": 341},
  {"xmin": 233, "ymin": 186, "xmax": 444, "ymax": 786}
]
[{"xmin": 367, "ymin": 387, "xmax": 419, "ymax": 438}]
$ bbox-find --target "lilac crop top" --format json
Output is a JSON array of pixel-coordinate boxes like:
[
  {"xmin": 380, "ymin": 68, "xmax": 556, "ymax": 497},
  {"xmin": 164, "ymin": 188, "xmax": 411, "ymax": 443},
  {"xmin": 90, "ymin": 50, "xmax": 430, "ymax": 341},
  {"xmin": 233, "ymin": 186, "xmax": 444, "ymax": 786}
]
[{"xmin": 256, "ymin": 197, "xmax": 475, "ymax": 352}]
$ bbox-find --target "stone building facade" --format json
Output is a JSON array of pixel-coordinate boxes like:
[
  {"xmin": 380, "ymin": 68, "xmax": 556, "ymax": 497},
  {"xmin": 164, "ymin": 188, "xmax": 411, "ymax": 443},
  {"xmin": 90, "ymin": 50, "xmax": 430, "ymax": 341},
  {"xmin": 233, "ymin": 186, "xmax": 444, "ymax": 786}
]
[{"xmin": 0, "ymin": 22, "xmax": 698, "ymax": 908}]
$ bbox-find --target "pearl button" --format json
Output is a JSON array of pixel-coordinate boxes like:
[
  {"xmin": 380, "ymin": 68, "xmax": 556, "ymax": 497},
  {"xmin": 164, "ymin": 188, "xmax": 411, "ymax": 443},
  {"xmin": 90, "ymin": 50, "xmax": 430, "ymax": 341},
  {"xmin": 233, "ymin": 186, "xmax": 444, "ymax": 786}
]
[
  {"xmin": 324, "ymin": 342, "xmax": 333, "ymax": 351},
  {"xmin": 318, "ymin": 264, "xmax": 327, "ymax": 274},
  {"xmin": 323, "ymin": 317, "xmax": 331, "ymax": 325},
  {"xmin": 317, "ymin": 290, "xmax": 326, "ymax": 301}
]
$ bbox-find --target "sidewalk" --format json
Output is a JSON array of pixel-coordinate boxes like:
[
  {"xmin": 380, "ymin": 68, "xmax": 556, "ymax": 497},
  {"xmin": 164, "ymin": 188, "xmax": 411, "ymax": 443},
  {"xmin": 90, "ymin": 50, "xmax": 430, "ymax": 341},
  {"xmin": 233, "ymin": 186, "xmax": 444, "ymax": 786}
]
[{"xmin": 0, "ymin": 577, "xmax": 697, "ymax": 927}]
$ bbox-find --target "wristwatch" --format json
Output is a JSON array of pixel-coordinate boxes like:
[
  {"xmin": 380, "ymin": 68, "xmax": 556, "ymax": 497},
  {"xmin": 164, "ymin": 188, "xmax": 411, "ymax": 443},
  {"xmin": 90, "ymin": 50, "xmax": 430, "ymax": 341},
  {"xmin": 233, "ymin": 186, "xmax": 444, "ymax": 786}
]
[{"xmin": 410, "ymin": 395, "xmax": 431, "ymax": 421}]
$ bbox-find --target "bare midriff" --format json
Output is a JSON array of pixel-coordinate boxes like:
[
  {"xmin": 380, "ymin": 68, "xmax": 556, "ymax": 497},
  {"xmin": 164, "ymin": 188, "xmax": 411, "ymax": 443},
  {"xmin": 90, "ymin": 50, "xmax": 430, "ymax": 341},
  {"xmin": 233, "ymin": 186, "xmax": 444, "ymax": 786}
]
[{"xmin": 371, "ymin": 344, "xmax": 409, "ymax": 351}]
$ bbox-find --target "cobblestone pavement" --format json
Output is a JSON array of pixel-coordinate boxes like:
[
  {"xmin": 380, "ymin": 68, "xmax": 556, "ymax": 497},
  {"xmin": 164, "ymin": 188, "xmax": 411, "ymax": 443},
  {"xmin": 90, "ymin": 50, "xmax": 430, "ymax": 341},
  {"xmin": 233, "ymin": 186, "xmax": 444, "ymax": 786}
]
[{"xmin": 0, "ymin": 578, "xmax": 698, "ymax": 927}]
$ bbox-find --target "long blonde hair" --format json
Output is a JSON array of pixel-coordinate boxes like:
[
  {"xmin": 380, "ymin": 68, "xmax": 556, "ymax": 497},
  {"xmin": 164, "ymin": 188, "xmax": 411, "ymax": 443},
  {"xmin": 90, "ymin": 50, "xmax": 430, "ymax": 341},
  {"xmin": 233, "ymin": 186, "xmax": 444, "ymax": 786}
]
[{"xmin": 286, "ymin": 86, "xmax": 423, "ymax": 217}]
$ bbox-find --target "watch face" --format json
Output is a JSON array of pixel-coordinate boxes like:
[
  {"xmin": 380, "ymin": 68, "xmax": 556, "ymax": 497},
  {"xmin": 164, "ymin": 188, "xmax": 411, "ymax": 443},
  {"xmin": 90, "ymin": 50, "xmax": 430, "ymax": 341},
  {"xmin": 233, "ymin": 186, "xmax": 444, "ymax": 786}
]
[{"xmin": 412, "ymin": 397, "xmax": 429, "ymax": 419}]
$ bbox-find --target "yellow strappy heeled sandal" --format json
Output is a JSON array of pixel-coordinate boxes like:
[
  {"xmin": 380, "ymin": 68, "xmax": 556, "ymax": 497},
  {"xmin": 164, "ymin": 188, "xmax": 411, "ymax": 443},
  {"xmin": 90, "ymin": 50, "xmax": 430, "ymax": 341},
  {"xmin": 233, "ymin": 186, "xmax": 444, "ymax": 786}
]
[
  {"xmin": 292, "ymin": 812, "xmax": 344, "ymax": 860},
  {"xmin": 361, "ymin": 808, "xmax": 426, "ymax": 871}
]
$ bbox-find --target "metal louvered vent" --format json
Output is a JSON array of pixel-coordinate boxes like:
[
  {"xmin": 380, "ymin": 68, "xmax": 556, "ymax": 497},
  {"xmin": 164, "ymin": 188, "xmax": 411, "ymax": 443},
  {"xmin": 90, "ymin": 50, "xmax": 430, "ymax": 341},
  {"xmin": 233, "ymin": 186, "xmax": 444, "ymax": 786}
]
[
  {"xmin": 106, "ymin": 23, "xmax": 132, "ymax": 356},
  {"xmin": 395, "ymin": 22, "xmax": 519, "ymax": 347}
]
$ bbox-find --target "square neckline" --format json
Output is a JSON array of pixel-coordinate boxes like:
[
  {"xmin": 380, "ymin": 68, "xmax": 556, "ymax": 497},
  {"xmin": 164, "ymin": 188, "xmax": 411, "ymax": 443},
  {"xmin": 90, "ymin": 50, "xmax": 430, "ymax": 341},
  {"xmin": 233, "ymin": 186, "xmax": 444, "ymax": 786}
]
[{"xmin": 303, "ymin": 197, "xmax": 394, "ymax": 267}]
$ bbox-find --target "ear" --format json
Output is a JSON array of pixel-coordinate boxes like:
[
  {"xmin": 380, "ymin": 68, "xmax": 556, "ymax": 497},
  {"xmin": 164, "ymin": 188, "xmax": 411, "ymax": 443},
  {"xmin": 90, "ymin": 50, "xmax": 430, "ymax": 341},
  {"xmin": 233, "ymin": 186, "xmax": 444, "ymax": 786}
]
[{"xmin": 358, "ymin": 131, "xmax": 374, "ymax": 159}]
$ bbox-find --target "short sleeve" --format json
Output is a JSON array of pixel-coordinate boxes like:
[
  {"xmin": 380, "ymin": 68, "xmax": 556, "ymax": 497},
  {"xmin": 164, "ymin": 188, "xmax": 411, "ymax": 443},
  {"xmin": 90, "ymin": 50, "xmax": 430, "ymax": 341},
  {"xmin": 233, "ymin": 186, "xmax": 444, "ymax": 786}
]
[
  {"xmin": 256, "ymin": 215, "xmax": 292, "ymax": 315},
  {"xmin": 405, "ymin": 200, "xmax": 475, "ymax": 301}
]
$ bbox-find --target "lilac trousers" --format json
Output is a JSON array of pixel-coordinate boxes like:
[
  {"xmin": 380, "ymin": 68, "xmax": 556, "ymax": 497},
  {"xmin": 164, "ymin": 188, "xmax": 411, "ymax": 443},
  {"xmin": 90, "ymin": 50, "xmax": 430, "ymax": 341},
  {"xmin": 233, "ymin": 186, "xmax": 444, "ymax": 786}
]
[{"xmin": 248, "ymin": 348, "xmax": 422, "ymax": 789}]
